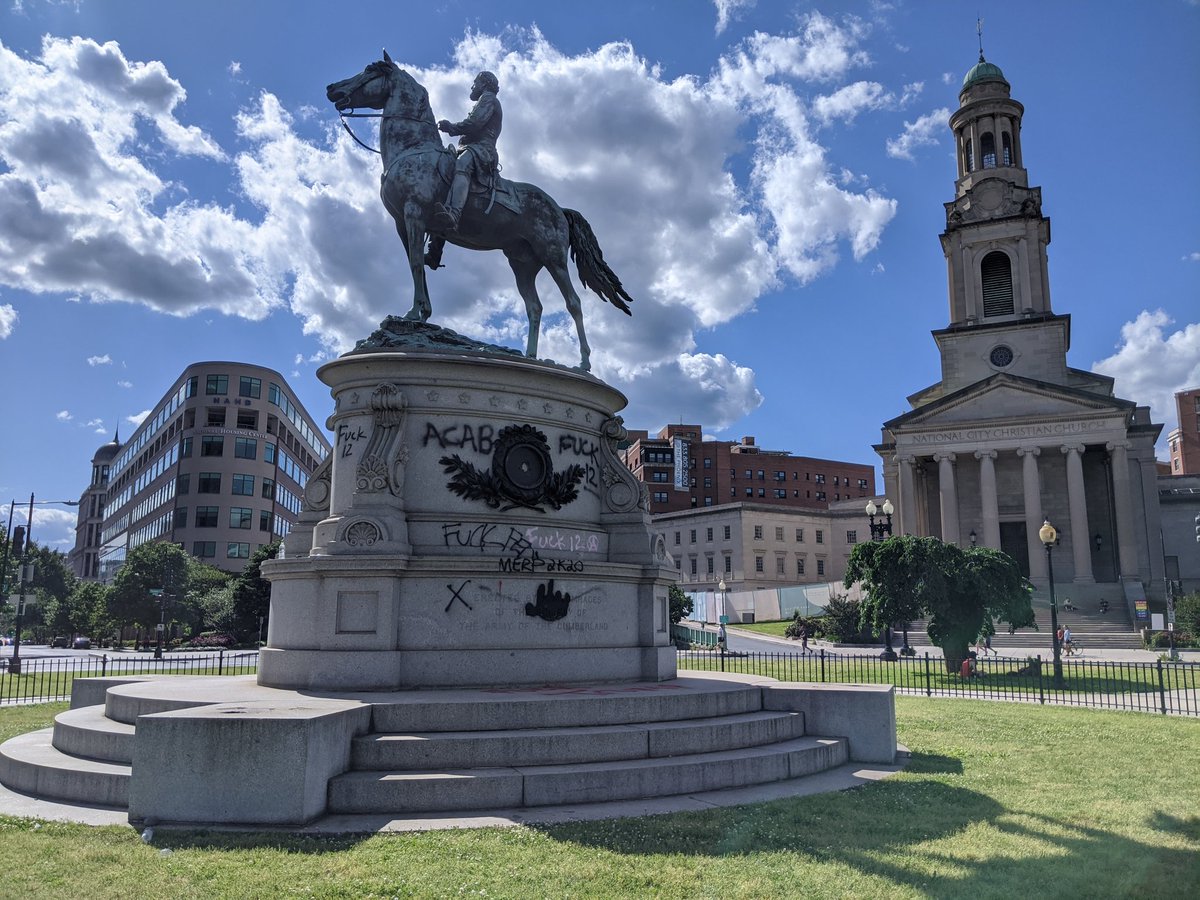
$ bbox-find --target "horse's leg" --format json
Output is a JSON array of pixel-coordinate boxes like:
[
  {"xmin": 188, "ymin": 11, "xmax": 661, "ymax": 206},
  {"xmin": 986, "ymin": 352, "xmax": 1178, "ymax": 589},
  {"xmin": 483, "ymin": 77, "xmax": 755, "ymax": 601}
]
[
  {"xmin": 545, "ymin": 257, "xmax": 592, "ymax": 372},
  {"xmin": 505, "ymin": 251, "xmax": 543, "ymax": 360},
  {"xmin": 399, "ymin": 207, "xmax": 432, "ymax": 321}
]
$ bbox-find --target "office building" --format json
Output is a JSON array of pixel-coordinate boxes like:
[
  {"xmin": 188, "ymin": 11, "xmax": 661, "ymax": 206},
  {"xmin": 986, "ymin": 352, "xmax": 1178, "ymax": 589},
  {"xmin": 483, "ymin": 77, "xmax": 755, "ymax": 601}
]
[
  {"xmin": 71, "ymin": 362, "xmax": 331, "ymax": 579},
  {"xmin": 1167, "ymin": 388, "xmax": 1200, "ymax": 476}
]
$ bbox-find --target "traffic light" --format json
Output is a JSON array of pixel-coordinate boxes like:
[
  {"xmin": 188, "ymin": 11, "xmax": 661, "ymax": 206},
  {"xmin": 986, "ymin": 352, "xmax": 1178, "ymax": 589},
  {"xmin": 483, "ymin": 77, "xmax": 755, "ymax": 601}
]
[
  {"xmin": 9, "ymin": 525, "xmax": 26, "ymax": 558},
  {"xmin": 1195, "ymin": 513, "xmax": 1200, "ymax": 544}
]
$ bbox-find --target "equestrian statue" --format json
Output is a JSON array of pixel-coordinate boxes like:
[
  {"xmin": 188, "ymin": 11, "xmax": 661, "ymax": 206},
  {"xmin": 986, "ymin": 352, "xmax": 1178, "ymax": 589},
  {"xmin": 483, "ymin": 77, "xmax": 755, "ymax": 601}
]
[{"xmin": 326, "ymin": 52, "xmax": 634, "ymax": 372}]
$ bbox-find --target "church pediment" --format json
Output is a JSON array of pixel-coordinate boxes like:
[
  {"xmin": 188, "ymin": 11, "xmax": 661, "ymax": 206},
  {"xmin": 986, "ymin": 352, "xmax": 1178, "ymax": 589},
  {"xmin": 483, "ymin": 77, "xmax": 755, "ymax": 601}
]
[{"xmin": 886, "ymin": 373, "xmax": 1133, "ymax": 431}]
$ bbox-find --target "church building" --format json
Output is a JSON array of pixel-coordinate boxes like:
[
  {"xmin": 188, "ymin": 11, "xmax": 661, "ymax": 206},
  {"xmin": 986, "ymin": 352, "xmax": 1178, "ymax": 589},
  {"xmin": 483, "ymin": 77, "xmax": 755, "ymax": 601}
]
[{"xmin": 876, "ymin": 52, "xmax": 1164, "ymax": 606}]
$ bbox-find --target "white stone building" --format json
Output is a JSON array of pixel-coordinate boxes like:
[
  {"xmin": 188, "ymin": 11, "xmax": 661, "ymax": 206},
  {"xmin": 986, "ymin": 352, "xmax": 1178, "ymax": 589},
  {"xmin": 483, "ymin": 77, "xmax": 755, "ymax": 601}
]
[{"xmin": 876, "ymin": 54, "xmax": 1164, "ymax": 606}]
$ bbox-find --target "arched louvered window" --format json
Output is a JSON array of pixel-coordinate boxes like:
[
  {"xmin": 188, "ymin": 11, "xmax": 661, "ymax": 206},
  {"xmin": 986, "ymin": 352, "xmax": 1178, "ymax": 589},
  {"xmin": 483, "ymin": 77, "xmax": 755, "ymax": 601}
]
[
  {"xmin": 981, "ymin": 251, "xmax": 1014, "ymax": 317},
  {"xmin": 964, "ymin": 138, "xmax": 974, "ymax": 172},
  {"xmin": 981, "ymin": 132, "xmax": 997, "ymax": 168},
  {"xmin": 1002, "ymin": 132, "xmax": 1013, "ymax": 166}
]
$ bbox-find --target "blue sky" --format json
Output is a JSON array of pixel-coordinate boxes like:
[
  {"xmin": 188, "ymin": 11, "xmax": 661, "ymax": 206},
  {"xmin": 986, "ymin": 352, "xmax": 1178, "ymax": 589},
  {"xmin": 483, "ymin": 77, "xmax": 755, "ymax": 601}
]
[{"xmin": 1, "ymin": 0, "xmax": 1198, "ymax": 550}]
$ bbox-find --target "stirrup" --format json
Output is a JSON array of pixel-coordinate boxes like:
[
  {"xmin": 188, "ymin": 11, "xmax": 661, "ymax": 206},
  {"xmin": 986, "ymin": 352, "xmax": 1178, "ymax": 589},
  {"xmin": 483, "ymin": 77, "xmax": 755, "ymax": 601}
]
[{"xmin": 432, "ymin": 204, "xmax": 459, "ymax": 233}]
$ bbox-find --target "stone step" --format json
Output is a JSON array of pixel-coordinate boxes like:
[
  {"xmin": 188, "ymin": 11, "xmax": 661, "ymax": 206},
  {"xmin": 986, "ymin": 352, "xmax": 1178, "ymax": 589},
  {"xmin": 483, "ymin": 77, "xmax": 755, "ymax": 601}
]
[
  {"xmin": 352, "ymin": 710, "xmax": 805, "ymax": 770},
  {"xmin": 0, "ymin": 728, "xmax": 129, "ymax": 808},
  {"xmin": 52, "ymin": 705, "xmax": 135, "ymax": 764},
  {"xmin": 366, "ymin": 677, "xmax": 764, "ymax": 733},
  {"xmin": 328, "ymin": 735, "xmax": 847, "ymax": 814}
]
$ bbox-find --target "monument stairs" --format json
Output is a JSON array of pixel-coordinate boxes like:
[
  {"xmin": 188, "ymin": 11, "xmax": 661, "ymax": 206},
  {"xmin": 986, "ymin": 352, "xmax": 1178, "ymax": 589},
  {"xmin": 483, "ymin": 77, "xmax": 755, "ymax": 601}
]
[{"xmin": 0, "ymin": 673, "xmax": 885, "ymax": 822}]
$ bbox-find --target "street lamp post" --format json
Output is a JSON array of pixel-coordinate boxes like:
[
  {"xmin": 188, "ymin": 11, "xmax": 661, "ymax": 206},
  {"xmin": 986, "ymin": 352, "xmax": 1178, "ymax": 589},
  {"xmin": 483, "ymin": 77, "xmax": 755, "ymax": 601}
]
[
  {"xmin": 866, "ymin": 499, "xmax": 898, "ymax": 661},
  {"xmin": 3, "ymin": 496, "xmax": 79, "ymax": 674},
  {"xmin": 150, "ymin": 588, "xmax": 169, "ymax": 660},
  {"xmin": 1038, "ymin": 520, "xmax": 1066, "ymax": 689}
]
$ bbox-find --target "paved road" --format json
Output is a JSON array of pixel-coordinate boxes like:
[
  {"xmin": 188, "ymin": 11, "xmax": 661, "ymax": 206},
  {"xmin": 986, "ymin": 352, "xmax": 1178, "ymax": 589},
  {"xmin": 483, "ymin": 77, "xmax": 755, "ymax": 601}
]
[{"xmin": 703, "ymin": 624, "xmax": 1200, "ymax": 664}]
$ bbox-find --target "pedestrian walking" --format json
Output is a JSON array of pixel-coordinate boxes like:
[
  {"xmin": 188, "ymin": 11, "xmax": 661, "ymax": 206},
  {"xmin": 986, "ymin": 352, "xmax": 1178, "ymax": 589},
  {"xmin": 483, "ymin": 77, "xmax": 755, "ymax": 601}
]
[
  {"xmin": 717, "ymin": 623, "xmax": 727, "ymax": 653},
  {"xmin": 799, "ymin": 622, "xmax": 810, "ymax": 654},
  {"xmin": 984, "ymin": 633, "xmax": 996, "ymax": 656},
  {"xmin": 1062, "ymin": 625, "xmax": 1073, "ymax": 656}
]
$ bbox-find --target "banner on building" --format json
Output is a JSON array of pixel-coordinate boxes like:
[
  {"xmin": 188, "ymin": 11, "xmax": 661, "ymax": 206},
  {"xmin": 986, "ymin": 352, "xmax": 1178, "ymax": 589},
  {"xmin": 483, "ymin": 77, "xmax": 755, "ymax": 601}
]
[{"xmin": 673, "ymin": 437, "xmax": 689, "ymax": 489}]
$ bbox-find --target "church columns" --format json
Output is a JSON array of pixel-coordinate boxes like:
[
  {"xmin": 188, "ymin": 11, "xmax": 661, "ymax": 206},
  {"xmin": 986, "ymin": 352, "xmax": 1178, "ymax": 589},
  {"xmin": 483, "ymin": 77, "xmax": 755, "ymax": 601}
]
[
  {"xmin": 897, "ymin": 455, "xmax": 918, "ymax": 535},
  {"xmin": 975, "ymin": 449, "xmax": 1001, "ymax": 549},
  {"xmin": 1107, "ymin": 441, "xmax": 1139, "ymax": 580},
  {"xmin": 1061, "ymin": 444, "xmax": 1094, "ymax": 583},
  {"xmin": 1017, "ymin": 446, "xmax": 1048, "ymax": 581},
  {"xmin": 934, "ymin": 452, "xmax": 959, "ymax": 544}
]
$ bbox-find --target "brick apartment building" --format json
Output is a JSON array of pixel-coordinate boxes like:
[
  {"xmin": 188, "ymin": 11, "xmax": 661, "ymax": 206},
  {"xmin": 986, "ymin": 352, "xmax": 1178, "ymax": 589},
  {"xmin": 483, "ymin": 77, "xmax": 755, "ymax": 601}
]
[
  {"xmin": 619, "ymin": 424, "xmax": 876, "ymax": 515},
  {"xmin": 1167, "ymin": 387, "xmax": 1200, "ymax": 475}
]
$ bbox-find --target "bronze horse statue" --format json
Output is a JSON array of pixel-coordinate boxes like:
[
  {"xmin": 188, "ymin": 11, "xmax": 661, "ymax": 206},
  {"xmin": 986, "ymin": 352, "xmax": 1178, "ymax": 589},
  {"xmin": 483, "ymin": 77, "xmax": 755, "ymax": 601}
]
[{"xmin": 326, "ymin": 52, "xmax": 633, "ymax": 371}]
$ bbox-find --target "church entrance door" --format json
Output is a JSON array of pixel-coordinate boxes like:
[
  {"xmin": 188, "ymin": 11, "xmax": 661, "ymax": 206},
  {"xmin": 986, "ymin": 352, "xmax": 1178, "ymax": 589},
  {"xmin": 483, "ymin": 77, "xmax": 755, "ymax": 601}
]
[{"xmin": 1000, "ymin": 522, "xmax": 1030, "ymax": 578}]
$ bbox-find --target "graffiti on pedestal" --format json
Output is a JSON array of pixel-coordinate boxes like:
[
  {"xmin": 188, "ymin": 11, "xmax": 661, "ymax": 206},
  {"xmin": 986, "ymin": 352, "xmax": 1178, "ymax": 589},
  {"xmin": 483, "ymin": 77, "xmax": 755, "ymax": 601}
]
[
  {"xmin": 439, "ymin": 424, "xmax": 584, "ymax": 512},
  {"xmin": 525, "ymin": 579, "xmax": 572, "ymax": 622}
]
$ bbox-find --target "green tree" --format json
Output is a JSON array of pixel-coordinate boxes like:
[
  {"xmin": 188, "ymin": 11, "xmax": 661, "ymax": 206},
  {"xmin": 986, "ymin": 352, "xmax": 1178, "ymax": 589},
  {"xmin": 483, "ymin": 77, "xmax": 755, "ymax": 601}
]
[
  {"xmin": 108, "ymin": 542, "xmax": 193, "ymax": 636},
  {"xmin": 228, "ymin": 541, "xmax": 279, "ymax": 642},
  {"xmin": 668, "ymin": 583, "xmax": 694, "ymax": 625},
  {"xmin": 68, "ymin": 581, "xmax": 111, "ymax": 639},
  {"xmin": 845, "ymin": 535, "xmax": 1033, "ymax": 673},
  {"xmin": 844, "ymin": 537, "xmax": 929, "ymax": 653}
]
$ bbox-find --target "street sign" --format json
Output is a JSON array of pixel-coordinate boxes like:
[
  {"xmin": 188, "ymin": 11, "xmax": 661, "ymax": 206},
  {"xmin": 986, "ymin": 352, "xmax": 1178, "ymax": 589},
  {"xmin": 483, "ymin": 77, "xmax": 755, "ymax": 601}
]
[
  {"xmin": 155, "ymin": 623, "xmax": 165, "ymax": 632},
  {"xmin": 149, "ymin": 588, "xmax": 164, "ymax": 597},
  {"xmin": 719, "ymin": 615, "xmax": 729, "ymax": 624}
]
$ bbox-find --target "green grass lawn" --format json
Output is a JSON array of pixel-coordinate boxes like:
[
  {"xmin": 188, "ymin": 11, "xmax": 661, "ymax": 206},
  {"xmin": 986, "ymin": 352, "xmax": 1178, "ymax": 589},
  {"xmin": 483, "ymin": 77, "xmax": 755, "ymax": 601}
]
[
  {"xmin": 0, "ymin": 698, "xmax": 1196, "ymax": 898},
  {"xmin": 733, "ymin": 619, "xmax": 792, "ymax": 638}
]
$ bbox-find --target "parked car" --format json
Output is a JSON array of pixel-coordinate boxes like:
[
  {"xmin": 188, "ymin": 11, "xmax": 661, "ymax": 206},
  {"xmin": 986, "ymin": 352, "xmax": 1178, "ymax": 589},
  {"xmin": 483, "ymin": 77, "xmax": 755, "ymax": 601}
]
[
  {"xmin": 50, "ymin": 635, "xmax": 69, "ymax": 648},
  {"xmin": 73, "ymin": 636, "xmax": 91, "ymax": 650}
]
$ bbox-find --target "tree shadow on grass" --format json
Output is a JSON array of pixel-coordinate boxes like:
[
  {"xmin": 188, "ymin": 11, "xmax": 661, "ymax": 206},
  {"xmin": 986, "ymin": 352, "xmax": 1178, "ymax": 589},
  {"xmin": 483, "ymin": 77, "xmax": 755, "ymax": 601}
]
[{"xmin": 538, "ymin": 779, "xmax": 1199, "ymax": 897}]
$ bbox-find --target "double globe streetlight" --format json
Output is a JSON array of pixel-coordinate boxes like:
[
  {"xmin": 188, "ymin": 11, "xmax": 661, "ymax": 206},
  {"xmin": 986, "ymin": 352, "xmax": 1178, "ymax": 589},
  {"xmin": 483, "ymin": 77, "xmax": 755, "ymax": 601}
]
[{"xmin": 865, "ymin": 499, "xmax": 900, "ymax": 660}]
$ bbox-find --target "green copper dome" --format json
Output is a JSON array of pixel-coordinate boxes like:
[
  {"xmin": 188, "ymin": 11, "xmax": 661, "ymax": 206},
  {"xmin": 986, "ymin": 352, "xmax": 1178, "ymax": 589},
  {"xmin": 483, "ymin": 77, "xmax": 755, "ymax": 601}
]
[{"xmin": 962, "ymin": 57, "xmax": 1006, "ymax": 88}]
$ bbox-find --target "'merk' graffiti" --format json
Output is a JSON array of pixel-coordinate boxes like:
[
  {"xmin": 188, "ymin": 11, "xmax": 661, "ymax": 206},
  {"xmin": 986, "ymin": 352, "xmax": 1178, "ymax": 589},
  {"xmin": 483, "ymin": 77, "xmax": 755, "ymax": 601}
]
[{"xmin": 442, "ymin": 522, "xmax": 595, "ymax": 573}]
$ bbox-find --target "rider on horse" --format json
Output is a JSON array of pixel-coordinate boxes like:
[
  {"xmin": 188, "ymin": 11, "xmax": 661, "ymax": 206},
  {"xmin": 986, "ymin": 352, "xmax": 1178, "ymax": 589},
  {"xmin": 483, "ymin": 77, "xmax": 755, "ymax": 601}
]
[{"xmin": 430, "ymin": 71, "xmax": 502, "ymax": 241}]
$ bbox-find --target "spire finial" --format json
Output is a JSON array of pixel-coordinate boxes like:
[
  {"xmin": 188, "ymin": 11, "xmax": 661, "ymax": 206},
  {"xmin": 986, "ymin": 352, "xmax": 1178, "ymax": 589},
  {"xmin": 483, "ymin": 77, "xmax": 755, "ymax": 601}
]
[{"xmin": 977, "ymin": 16, "xmax": 985, "ymax": 62}]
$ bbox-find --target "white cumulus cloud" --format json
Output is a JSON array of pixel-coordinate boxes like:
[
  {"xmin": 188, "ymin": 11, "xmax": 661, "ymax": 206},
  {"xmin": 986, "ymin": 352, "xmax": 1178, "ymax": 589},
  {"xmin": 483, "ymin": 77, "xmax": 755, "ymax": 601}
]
[
  {"xmin": 0, "ymin": 302, "xmax": 15, "ymax": 338},
  {"xmin": 886, "ymin": 107, "xmax": 951, "ymax": 160},
  {"xmin": 713, "ymin": 0, "xmax": 756, "ymax": 35},
  {"xmin": 55, "ymin": 409, "xmax": 72, "ymax": 421},
  {"xmin": 87, "ymin": 353, "xmax": 112, "ymax": 366},
  {"xmin": 126, "ymin": 408, "xmax": 151, "ymax": 426},
  {"xmin": 0, "ymin": 23, "xmax": 913, "ymax": 434},
  {"xmin": 1091, "ymin": 310, "xmax": 1200, "ymax": 445}
]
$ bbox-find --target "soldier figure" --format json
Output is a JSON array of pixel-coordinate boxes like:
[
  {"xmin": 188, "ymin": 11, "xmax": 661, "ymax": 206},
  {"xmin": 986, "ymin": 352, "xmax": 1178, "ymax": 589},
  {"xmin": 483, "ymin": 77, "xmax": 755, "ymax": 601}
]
[{"xmin": 431, "ymin": 70, "xmax": 502, "ymax": 235}]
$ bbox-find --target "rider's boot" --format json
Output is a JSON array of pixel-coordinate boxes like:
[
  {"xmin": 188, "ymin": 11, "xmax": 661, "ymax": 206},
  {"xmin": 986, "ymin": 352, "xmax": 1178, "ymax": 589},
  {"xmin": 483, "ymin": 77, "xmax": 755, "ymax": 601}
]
[{"xmin": 433, "ymin": 170, "xmax": 470, "ymax": 232}]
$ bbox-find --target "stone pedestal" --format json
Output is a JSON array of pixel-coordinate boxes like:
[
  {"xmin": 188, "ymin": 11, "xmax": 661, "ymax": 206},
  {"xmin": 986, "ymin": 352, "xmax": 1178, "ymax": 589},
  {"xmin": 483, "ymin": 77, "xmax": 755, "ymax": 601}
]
[{"xmin": 259, "ymin": 338, "xmax": 677, "ymax": 691}]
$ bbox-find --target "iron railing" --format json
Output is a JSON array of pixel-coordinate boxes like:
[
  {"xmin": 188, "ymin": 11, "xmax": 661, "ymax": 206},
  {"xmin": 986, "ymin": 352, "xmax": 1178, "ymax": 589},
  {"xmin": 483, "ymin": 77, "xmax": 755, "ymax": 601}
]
[
  {"xmin": 678, "ymin": 649, "xmax": 1200, "ymax": 716},
  {"xmin": 0, "ymin": 651, "xmax": 260, "ymax": 707}
]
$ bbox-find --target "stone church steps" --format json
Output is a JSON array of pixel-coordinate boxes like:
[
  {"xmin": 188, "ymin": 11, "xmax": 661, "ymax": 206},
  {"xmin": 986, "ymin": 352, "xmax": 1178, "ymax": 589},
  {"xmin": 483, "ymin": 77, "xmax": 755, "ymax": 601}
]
[{"xmin": 329, "ymin": 735, "xmax": 848, "ymax": 814}]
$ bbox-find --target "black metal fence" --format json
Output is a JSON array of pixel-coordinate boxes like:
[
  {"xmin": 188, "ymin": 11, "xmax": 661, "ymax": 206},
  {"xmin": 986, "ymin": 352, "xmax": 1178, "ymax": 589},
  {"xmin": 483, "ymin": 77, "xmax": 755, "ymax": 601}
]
[
  {"xmin": 678, "ymin": 649, "xmax": 1200, "ymax": 717},
  {"xmin": 0, "ymin": 651, "xmax": 260, "ymax": 707}
]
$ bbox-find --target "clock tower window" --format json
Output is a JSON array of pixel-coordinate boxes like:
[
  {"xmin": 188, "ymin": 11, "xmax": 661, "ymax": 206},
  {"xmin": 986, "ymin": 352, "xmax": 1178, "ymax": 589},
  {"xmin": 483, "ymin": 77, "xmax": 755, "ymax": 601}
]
[{"xmin": 981, "ymin": 132, "xmax": 997, "ymax": 169}]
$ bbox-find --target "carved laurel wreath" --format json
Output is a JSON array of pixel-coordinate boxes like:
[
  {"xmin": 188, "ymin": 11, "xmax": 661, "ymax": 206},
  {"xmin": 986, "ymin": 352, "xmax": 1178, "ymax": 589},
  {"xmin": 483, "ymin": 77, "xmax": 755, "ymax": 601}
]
[{"xmin": 440, "ymin": 424, "xmax": 584, "ymax": 512}]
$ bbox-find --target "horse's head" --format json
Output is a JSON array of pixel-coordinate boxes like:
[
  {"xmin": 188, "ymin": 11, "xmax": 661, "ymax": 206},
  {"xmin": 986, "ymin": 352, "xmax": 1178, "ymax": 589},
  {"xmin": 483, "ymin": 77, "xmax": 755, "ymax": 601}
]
[
  {"xmin": 327, "ymin": 50, "xmax": 435, "ymax": 126},
  {"xmin": 326, "ymin": 53, "xmax": 398, "ymax": 111}
]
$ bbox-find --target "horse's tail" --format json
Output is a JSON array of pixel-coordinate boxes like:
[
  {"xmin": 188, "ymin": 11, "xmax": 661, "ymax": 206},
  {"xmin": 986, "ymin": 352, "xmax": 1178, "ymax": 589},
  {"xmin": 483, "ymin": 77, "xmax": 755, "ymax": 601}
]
[{"xmin": 564, "ymin": 208, "xmax": 634, "ymax": 315}]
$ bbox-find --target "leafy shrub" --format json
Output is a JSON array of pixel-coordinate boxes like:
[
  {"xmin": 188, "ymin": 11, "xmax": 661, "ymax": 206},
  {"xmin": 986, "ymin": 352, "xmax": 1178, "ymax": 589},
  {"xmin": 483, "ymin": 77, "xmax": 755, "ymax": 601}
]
[
  {"xmin": 183, "ymin": 632, "xmax": 235, "ymax": 648},
  {"xmin": 1175, "ymin": 593, "xmax": 1200, "ymax": 636},
  {"xmin": 1145, "ymin": 630, "xmax": 1195, "ymax": 649},
  {"xmin": 821, "ymin": 594, "xmax": 873, "ymax": 643},
  {"xmin": 784, "ymin": 612, "xmax": 820, "ymax": 640}
]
